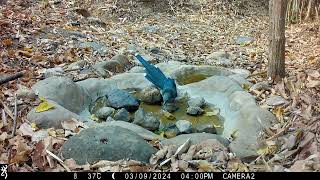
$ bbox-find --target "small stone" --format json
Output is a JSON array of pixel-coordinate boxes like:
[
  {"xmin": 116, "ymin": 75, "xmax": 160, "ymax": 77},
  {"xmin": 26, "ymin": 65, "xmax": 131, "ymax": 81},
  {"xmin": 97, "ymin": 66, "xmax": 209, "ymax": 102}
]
[
  {"xmin": 266, "ymin": 95, "xmax": 288, "ymax": 106},
  {"xmin": 187, "ymin": 97, "xmax": 206, "ymax": 108},
  {"xmin": 133, "ymin": 108, "xmax": 160, "ymax": 131},
  {"xmin": 141, "ymin": 24, "xmax": 160, "ymax": 33},
  {"xmin": 16, "ymin": 84, "xmax": 37, "ymax": 99},
  {"xmin": 113, "ymin": 108, "xmax": 130, "ymax": 122},
  {"xmin": 162, "ymin": 102, "xmax": 178, "ymax": 113},
  {"xmin": 175, "ymin": 120, "xmax": 192, "ymax": 134},
  {"xmin": 140, "ymin": 86, "xmax": 162, "ymax": 104},
  {"xmin": 250, "ymin": 81, "xmax": 270, "ymax": 91},
  {"xmin": 87, "ymin": 17, "xmax": 106, "ymax": 27},
  {"xmin": 193, "ymin": 123, "xmax": 217, "ymax": 134},
  {"xmin": 150, "ymin": 47, "xmax": 161, "ymax": 54},
  {"xmin": 111, "ymin": 54, "xmax": 131, "ymax": 69},
  {"xmin": 96, "ymin": 107, "xmax": 115, "ymax": 119},
  {"xmin": 235, "ymin": 36, "xmax": 255, "ymax": 45},
  {"xmin": 78, "ymin": 41, "xmax": 107, "ymax": 56},
  {"xmin": 106, "ymin": 116, "xmax": 115, "ymax": 121},
  {"xmin": 107, "ymin": 89, "xmax": 140, "ymax": 112},
  {"xmin": 164, "ymin": 125, "xmax": 179, "ymax": 138},
  {"xmin": 186, "ymin": 106, "xmax": 204, "ymax": 116},
  {"xmin": 66, "ymin": 60, "xmax": 86, "ymax": 71},
  {"xmin": 89, "ymin": 96, "xmax": 110, "ymax": 115},
  {"xmin": 43, "ymin": 67, "xmax": 64, "ymax": 78},
  {"xmin": 93, "ymin": 60, "xmax": 124, "ymax": 76}
]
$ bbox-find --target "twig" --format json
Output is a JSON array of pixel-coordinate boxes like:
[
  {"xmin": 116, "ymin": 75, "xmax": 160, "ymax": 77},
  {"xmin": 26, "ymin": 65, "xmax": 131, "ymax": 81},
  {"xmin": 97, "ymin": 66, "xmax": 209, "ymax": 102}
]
[
  {"xmin": 0, "ymin": 72, "xmax": 24, "ymax": 85},
  {"xmin": 261, "ymin": 155, "xmax": 272, "ymax": 172},
  {"xmin": 11, "ymin": 93, "xmax": 17, "ymax": 137},
  {"xmin": 46, "ymin": 149, "xmax": 71, "ymax": 172},
  {"xmin": 0, "ymin": 100, "xmax": 14, "ymax": 120},
  {"xmin": 1, "ymin": 109, "xmax": 7, "ymax": 126}
]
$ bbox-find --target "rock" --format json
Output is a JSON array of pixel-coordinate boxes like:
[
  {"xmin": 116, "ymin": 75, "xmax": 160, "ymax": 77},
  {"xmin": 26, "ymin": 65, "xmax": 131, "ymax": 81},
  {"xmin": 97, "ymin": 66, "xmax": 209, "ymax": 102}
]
[
  {"xmin": 187, "ymin": 97, "xmax": 206, "ymax": 108},
  {"xmin": 93, "ymin": 62, "xmax": 110, "ymax": 78},
  {"xmin": 27, "ymin": 100, "xmax": 83, "ymax": 128},
  {"xmin": 250, "ymin": 81, "xmax": 270, "ymax": 91},
  {"xmin": 228, "ymin": 74, "xmax": 253, "ymax": 87},
  {"xmin": 107, "ymin": 89, "xmax": 139, "ymax": 112},
  {"xmin": 141, "ymin": 24, "xmax": 159, "ymax": 33},
  {"xmin": 60, "ymin": 126, "xmax": 157, "ymax": 165},
  {"xmin": 164, "ymin": 125, "xmax": 179, "ymax": 138},
  {"xmin": 56, "ymin": 29, "xmax": 87, "ymax": 38},
  {"xmin": 140, "ymin": 86, "xmax": 162, "ymax": 104},
  {"xmin": 133, "ymin": 108, "xmax": 160, "ymax": 131},
  {"xmin": 160, "ymin": 133, "xmax": 229, "ymax": 147},
  {"xmin": 111, "ymin": 54, "xmax": 131, "ymax": 69},
  {"xmin": 175, "ymin": 120, "xmax": 192, "ymax": 133},
  {"xmin": 43, "ymin": 67, "xmax": 64, "ymax": 78},
  {"xmin": 206, "ymin": 51, "xmax": 232, "ymax": 66},
  {"xmin": 193, "ymin": 123, "xmax": 217, "ymax": 134},
  {"xmin": 149, "ymin": 47, "xmax": 161, "ymax": 54},
  {"xmin": 101, "ymin": 121, "xmax": 163, "ymax": 140},
  {"xmin": 230, "ymin": 69, "xmax": 251, "ymax": 78},
  {"xmin": 186, "ymin": 106, "xmax": 204, "ymax": 116},
  {"xmin": 78, "ymin": 41, "xmax": 107, "ymax": 56},
  {"xmin": 106, "ymin": 116, "xmax": 115, "ymax": 121},
  {"xmin": 113, "ymin": 108, "xmax": 130, "ymax": 122},
  {"xmin": 235, "ymin": 36, "xmax": 255, "ymax": 45},
  {"xmin": 95, "ymin": 107, "xmax": 115, "ymax": 119},
  {"xmin": 31, "ymin": 130, "xmax": 49, "ymax": 142},
  {"xmin": 266, "ymin": 95, "xmax": 288, "ymax": 106},
  {"xmin": 207, "ymin": 51, "xmax": 230, "ymax": 60},
  {"xmin": 32, "ymin": 77, "xmax": 89, "ymax": 114},
  {"xmin": 66, "ymin": 60, "xmax": 86, "ymax": 71},
  {"xmin": 87, "ymin": 17, "xmax": 106, "ymax": 27},
  {"xmin": 89, "ymin": 96, "xmax": 110, "ymax": 115},
  {"xmin": 93, "ymin": 60, "xmax": 124, "ymax": 77},
  {"xmin": 128, "ymin": 66, "xmax": 144, "ymax": 73},
  {"xmin": 16, "ymin": 84, "xmax": 37, "ymax": 99},
  {"xmin": 162, "ymin": 102, "xmax": 178, "ymax": 113}
]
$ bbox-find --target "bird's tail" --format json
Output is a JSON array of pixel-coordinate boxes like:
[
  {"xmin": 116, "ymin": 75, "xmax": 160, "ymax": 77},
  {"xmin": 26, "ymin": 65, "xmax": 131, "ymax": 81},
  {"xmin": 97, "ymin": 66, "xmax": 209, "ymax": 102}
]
[{"xmin": 135, "ymin": 54, "xmax": 167, "ymax": 89}]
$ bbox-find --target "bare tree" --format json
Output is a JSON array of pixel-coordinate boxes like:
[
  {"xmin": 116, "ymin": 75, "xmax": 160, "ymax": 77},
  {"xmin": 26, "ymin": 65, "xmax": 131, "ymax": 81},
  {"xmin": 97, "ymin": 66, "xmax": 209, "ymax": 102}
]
[{"xmin": 268, "ymin": 0, "xmax": 287, "ymax": 81}]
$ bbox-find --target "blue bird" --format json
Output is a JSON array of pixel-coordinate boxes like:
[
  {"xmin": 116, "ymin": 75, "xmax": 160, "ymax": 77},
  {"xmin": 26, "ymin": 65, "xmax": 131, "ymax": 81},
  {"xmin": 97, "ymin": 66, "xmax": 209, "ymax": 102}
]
[{"xmin": 135, "ymin": 54, "xmax": 177, "ymax": 105}]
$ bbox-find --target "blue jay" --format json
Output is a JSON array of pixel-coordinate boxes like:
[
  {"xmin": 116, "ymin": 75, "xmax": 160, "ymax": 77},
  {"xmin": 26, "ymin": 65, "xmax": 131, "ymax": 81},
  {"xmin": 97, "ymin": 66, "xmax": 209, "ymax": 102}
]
[{"xmin": 135, "ymin": 54, "xmax": 177, "ymax": 105}]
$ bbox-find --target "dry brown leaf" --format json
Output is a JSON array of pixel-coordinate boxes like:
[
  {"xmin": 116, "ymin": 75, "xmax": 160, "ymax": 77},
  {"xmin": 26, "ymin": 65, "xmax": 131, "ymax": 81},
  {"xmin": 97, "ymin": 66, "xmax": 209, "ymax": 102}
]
[
  {"xmin": 32, "ymin": 140, "xmax": 47, "ymax": 170},
  {"xmin": 61, "ymin": 119, "xmax": 78, "ymax": 132},
  {"xmin": 0, "ymin": 132, "xmax": 8, "ymax": 142},
  {"xmin": 18, "ymin": 123, "xmax": 34, "ymax": 137},
  {"xmin": 11, "ymin": 141, "xmax": 33, "ymax": 164}
]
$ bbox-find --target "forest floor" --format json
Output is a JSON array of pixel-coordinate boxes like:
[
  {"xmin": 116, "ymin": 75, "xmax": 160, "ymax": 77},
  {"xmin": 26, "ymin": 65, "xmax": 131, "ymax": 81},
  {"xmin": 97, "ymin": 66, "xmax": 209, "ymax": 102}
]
[{"xmin": 0, "ymin": 0, "xmax": 319, "ymax": 172}]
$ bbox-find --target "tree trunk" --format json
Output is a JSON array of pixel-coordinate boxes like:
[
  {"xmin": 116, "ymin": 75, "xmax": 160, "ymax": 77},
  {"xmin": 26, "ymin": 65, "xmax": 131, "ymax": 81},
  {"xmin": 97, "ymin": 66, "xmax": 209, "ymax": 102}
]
[{"xmin": 268, "ymin": 0, "xmax": 287, "ymax": 81}]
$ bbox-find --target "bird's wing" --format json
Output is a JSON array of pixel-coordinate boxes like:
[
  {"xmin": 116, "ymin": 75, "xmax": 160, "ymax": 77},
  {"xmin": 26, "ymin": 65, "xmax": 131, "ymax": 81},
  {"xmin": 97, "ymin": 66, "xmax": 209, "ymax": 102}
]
[{"xmin": 135, "ymin": 54, "xmax": 167, "ymax": 89}]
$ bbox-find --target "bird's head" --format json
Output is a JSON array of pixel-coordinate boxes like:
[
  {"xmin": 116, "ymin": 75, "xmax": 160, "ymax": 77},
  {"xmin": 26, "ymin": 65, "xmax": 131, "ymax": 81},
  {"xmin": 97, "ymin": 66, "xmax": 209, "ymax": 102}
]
[{"xmin": 162, "ymin": 92, "xmax": 172, "ymax": 105}]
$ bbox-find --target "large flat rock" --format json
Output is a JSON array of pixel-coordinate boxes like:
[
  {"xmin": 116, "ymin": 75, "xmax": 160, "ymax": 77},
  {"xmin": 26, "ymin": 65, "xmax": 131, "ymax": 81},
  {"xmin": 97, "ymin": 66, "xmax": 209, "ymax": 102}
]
[{"xmin": 60, "ymin": 126, "xmax": 157, "ymax": 165}]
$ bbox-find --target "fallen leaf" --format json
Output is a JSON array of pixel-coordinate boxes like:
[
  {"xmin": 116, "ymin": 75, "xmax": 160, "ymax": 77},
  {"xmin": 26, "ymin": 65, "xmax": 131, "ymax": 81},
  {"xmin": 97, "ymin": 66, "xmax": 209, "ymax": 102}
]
[
  {"xmin": 2, "ymin": 38, "xmax": 12, "ymax": 46},
  {"xmin": 11, "ymin": 141, "xmax": 33, "ymax": 164},
  {"xmin": 0, "ymin": 132, "xmax": 8, "ymax": 142},
  {"xmin": 18, "ymin": 123, "xmax": 34, "ymax": 137},
  {"xmin": 32, "ymin": 141, "xmax": 47, "ymax": 170},
  {"xmin": 48, "ymin": 128, "xmax": 57, "ymax": 137},
  {"xmin": 61, "ymin": 119, "xmax": 78, "ymax": 132},
  {"xmin": 257, "ymin": 145, "xmax": 277, "ymax": 155},
  {"xmin": 35, "ymin": 98, "xmax": 55, "ymax": 113}
]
